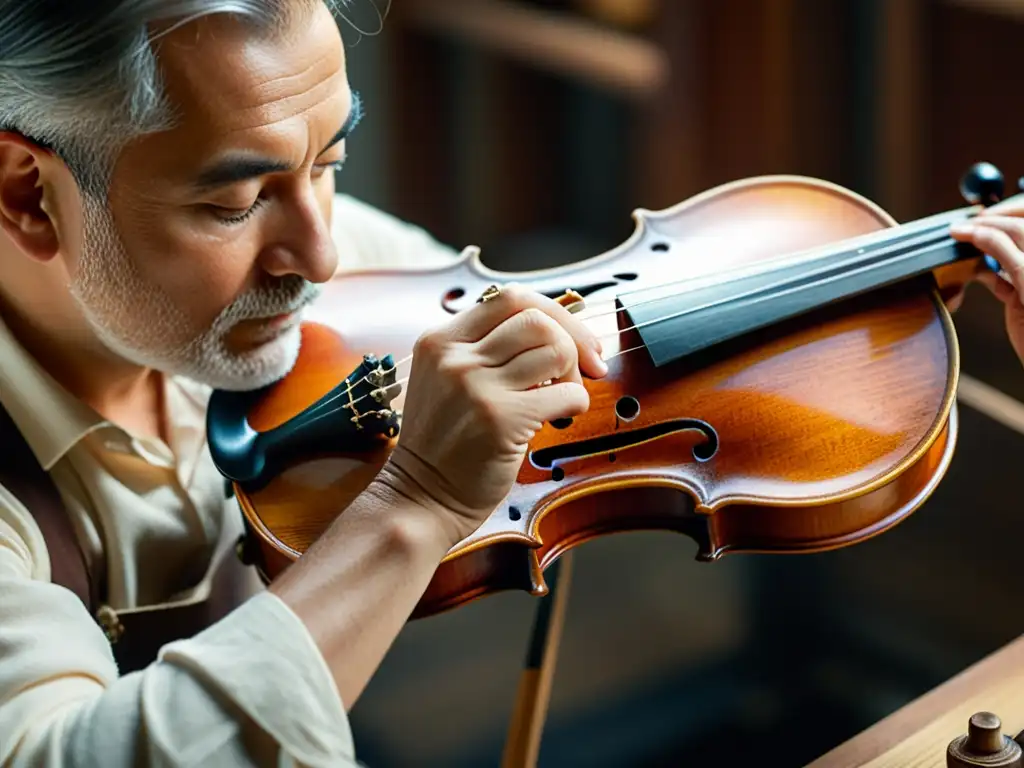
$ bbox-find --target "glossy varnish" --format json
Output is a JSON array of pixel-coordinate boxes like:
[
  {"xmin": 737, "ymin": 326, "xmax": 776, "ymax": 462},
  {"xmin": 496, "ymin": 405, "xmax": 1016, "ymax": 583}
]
[{"xmin": 230, "ymin": 175, "xmax": 967, "ymax": 619}]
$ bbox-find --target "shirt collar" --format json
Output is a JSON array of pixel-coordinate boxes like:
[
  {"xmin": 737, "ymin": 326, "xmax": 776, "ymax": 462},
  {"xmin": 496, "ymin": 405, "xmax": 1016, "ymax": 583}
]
[
  {"xmin": 0, "ymin": 311, "xmax": 216, "ymax": 473},
  {"xmin": 0, "ymin": 312, "xmax": 110, "ymax": 470}
]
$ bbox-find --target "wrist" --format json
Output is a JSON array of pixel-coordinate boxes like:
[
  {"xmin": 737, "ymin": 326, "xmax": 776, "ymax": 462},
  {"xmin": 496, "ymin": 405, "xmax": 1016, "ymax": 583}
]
[
  {"xmin": 269, "ymin": 462, "xmax": 459, "ymax": 708},
  {"xmin": 367, "ymin": 457, "xmax": 470, "ymax": 551}
]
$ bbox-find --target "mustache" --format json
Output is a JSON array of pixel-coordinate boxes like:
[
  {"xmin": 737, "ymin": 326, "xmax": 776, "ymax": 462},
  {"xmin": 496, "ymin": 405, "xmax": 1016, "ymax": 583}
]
[{"xmin": 223, "ymin": 275, "xmax": 323, "ymax": 322}]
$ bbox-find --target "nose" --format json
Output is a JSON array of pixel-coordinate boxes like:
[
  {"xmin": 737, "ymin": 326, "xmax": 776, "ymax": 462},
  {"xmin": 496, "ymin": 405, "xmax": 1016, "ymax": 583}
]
[{"xmin": 258, "ymin": 187, "xmax": 338, "ymax": 284}]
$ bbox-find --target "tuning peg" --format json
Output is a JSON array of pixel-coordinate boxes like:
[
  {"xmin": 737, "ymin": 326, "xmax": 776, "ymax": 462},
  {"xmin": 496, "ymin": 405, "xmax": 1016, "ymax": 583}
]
[{"xmin": 960, "ymin": 162, "xmax": 1004, "ymax": 205}]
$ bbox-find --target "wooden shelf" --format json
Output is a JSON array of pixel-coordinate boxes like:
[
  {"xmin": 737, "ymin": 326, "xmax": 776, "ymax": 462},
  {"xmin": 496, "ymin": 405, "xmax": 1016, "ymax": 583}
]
[
  {"xmin": 943, "ymin": 0, "xmax": 1024, "ymax": 20},
  {"xmin": 402, "ymin": 0, "xmax": 669, "ymax": 100}
]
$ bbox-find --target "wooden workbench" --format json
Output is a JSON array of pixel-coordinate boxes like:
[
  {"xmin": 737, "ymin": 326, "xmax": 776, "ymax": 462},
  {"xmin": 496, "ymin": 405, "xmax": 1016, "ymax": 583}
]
[{"xmin": 808, "ymin": 634, "xmax": 1024, "ymax": 766}]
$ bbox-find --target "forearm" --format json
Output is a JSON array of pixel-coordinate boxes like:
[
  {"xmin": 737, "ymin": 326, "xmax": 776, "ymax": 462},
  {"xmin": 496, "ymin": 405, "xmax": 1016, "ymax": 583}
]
[
  {"xmin": 269, "ymin": 474, "xmax": 454, "ymax": 709},
  {"xmin": 0, "ymin": 584, "xmax": 359, "ymax": 766}
]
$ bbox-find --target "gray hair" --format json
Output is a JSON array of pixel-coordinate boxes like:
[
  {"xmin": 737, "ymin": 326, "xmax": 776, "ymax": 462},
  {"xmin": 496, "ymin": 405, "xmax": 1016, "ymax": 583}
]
[{"xmin": 0, "ymin": 1, "xmax": 342, "ymax": 198}]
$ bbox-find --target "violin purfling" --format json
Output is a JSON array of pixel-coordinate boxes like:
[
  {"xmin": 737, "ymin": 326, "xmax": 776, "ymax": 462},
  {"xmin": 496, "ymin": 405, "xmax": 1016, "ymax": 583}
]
[{"xmin": 208, "ymin": 163, "xmax": 1010, "ymax": 619}]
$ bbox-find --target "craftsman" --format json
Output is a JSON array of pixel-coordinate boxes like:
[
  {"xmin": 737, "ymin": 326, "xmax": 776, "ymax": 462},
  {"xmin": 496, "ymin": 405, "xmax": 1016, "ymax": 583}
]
[
  {"xmin": 1, "ymin": 2, "xmax": 1022, "ymax": 766},
  {"xmin": 0, "ymin": 1, "xmax": 605, "ymax": 764}
]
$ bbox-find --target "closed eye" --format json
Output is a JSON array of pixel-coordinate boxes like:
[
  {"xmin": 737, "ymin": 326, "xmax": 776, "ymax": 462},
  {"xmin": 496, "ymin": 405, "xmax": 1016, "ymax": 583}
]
[
  {"xmin": 207, "ymin": 157, "xmax": 346, "ymax": 226},
  {"xmin": 210, "ymin": 196, "xmax": 268, "ymax": 225}
]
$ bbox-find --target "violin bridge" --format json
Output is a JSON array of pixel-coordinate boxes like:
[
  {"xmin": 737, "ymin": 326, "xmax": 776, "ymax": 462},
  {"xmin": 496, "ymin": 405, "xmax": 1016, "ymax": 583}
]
[{"xmin": 555, "ymin": 289, "xmax": 586, "ymax": 314}]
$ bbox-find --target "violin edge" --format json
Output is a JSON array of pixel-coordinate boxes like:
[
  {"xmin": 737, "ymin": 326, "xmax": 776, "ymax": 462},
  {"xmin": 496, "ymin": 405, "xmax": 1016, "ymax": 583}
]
[
  {"xmin": 222, "ymin": 171, "xmax": 972, "ymax": 621},
  {"xmin": 231, "ymin": 395, "xmax": 960, "ymax": 621}
]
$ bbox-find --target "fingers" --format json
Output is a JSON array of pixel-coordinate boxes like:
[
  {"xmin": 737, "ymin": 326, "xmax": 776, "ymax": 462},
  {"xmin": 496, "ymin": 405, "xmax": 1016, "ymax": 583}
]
[
  {"xmin": 474, "ymin": 307, "xmax": 582, "ymax": 383},
  {"xmin": 456, "ymin": 284, "xmax": 607, "ymax": 379},
  {"xmin": 520, "ymin": 380, "xmax": 590, "ymax": 425},
  {"xmin": 499, "ymin": 342, "xmax": 582, "ymax": 389},
  {"xmin": 473, "ymin": 307, "xmax": 551, "ymax": 364},
  {"xmin": 984, "ymin": 192, "xmax": 1024, "ymax": 217},
  {"xmin": 950, "ymin": 216, "xmax": 1024, "ymax": 296},
  {"xmin": 975, "ymin": 270, "xmax": 1018, "ymax": 306}
]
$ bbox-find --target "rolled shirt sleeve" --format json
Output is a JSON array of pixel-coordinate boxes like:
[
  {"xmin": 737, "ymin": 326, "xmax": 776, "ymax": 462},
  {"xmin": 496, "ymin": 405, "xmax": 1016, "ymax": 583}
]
[
  {"xmin": 0, "ymin": 194, "xmax": 454, "ymax": 766},
  {"xmin": 0, "ymin": 498, "xmax": 360, "ymax": 767}
]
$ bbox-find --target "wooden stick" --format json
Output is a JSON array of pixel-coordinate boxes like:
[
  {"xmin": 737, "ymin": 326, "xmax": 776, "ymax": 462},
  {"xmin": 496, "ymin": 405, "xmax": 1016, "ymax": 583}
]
[
  {"xmin": 500, "ymin": 551, "xmax": 575, "ymax": 768},
  {"xmin": 402, "ymin": 0, "xmax": 667, "ymax": 100}
]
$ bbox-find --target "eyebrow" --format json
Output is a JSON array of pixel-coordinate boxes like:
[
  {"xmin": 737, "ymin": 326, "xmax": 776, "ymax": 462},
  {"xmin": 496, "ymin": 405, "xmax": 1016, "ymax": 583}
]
[{"xmin": 192, "ymin": 90, "xmax": 363, "ymax": 190}]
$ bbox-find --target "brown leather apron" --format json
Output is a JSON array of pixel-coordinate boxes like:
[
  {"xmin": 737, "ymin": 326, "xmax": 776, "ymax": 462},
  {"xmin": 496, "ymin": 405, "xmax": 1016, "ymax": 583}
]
[{"xmin": 0, "ymin": 403, "xmax": 255, "ymax": 674}]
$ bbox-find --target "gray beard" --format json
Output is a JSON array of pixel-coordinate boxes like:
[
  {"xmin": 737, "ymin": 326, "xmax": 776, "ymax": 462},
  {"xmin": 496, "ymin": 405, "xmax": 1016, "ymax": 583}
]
[{"xmin": 68, "ymin": 197, "xmax": 321, "ymax": 391}]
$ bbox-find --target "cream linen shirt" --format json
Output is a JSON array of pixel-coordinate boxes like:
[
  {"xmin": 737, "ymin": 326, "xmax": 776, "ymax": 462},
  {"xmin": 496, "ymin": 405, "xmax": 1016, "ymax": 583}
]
[{"xmin": 0, "ymin": 194, "xmax": 457, "ymax": 767}]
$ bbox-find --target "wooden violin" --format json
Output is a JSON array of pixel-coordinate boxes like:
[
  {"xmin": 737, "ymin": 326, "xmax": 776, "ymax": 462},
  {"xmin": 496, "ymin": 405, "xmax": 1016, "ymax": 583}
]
[{"xmin": 208, "ymin": 162, "xmax": 1013, "ymax": 620}]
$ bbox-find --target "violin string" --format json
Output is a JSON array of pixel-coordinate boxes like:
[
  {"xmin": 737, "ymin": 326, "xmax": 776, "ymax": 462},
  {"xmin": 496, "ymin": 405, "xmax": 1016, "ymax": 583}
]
[
  {"xmin": 296, "ymin": 335, "xmax": 657, "ymax": 429},
  {"xmin": 313, "ymin": 201, "xmax": 976, "ymax": 420},
  {"xmin": 310, "ymin": 222, "xmax": 962, "ymax": 415},
  {"xmin": 571, "ymin": 214, "xmax": 965, "ymax": 324}
]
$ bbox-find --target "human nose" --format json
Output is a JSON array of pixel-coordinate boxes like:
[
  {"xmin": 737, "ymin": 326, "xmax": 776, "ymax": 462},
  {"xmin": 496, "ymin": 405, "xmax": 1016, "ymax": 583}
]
[{"xmin": 258, "ymin": 187, "xmax": 338, "ymax": 283}]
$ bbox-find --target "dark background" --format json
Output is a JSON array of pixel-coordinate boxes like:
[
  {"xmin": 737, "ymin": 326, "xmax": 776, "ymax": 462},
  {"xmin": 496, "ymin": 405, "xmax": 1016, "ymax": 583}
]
[{"xmin": 332, "ymin": 1, "xmax": 1024, "ymax": 765}]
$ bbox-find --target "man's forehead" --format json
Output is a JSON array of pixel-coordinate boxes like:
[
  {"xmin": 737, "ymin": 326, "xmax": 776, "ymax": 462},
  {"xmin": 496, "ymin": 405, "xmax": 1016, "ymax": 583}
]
[{"xmin": 154, "ymin": 6, "xmax": 348, "ymax": 144}]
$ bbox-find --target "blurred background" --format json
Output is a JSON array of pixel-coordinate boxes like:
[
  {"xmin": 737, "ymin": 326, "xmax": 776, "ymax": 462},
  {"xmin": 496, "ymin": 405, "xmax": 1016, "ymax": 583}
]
[{"xmin": 332, "ymin": 1, "xmax": 1024, "ymax": 765}]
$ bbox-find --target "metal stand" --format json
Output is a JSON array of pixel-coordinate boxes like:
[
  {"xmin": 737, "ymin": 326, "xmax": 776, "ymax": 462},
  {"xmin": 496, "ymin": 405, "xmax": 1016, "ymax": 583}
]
[{"xmin": 499, "ymin": 551, "xmax": 575, "ymax": 768}]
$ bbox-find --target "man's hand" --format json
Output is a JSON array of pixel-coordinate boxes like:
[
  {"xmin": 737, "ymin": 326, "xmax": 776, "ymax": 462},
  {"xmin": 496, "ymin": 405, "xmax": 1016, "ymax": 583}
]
[
  {"xmin": 951, "ymin": 194, "xmax": 1024, "ymax": 364},
  {"xmin": 380, "ymin": 283, "xmax": 608, "ymax": 546}
]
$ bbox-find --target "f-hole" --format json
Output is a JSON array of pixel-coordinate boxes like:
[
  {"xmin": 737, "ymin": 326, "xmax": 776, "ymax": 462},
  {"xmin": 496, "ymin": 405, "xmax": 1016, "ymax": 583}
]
[{"xmin": 530, "ymin": 418, "xmax": 720, "ymax": 472}]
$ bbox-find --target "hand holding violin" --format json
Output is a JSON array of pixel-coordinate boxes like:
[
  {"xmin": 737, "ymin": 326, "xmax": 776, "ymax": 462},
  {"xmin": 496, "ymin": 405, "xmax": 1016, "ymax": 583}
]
[
  {"xmin": 378, "ymin": 284, "xmax": 609, "ymax": 546},
  {"xmin": 951, "ymin": 194, "xmax": 1024, "ymax": 364},
  {"xmin": 240, "ymin": 165, "xmax": 1016, "ymax": 709},
  {"xmin": 268, "ymin": 284, "xmax": 606, "ymax": 709}
]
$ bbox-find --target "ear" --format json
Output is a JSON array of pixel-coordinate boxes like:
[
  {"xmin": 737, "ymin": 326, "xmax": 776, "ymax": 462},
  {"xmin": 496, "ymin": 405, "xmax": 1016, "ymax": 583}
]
[{"xmin": 0, "ymin": 132, "xmax": 62, "ymax": 263}]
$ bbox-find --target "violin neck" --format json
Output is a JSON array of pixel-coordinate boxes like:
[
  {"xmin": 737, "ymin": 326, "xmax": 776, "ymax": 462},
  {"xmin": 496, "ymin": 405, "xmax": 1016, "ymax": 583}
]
[{"xmin": 619, "ymin": 207, "xmax": 980, "ymax": 368}]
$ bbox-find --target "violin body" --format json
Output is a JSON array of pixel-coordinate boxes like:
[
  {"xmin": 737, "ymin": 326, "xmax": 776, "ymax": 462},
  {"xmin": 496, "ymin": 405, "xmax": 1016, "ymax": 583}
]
[{"xmin": 210, "ymin": 172, "xmax": 991, "ymax": 619}]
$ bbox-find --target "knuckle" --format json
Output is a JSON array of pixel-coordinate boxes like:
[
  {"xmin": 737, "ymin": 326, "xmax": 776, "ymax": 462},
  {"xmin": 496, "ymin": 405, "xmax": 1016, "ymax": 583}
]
[
  {"xmin": 519, "ymin": 307, "xmax": 556, "ymax": 336},
  {"xmin": 413, "ymin": 329, "xmax": 444, "ymax": 360},
  {"xmin": 975, "ymin": 229, "xmax": 999, "ymax": 250},
  {"xmin": 991, "ymin": 228, "xmax": 1013, "ymax": 251},
  {"xmin": 436, "ymin": 351, "xmax": 473, "ymax": 384},
  {"xmin": 570, "ymin": 385, "xmax": 590, "ymax": 413},
  {"xmin": 549, "ymin": 337, "xmax": 576, "ymax": 370},
  {"xmin": 500, "ymin": 282, "xmax": 529, "ymax": 306},
  {"xmin": 549, "ymin": 383, "xmax": 589, "ymax": 418},
  {"xmin": 471, "ymin": 388, "xmax": 504, "ymax": 427}
]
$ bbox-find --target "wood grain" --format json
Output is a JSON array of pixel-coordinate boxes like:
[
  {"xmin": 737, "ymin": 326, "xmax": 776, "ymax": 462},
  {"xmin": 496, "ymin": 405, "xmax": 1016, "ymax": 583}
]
[
  {"xmin": 807, "ymin": 634, "xmax": 1024, "ymax": 767},
  {"xmin": 224, "ymin": 174, "xmax": 969, "ymax": 619}
]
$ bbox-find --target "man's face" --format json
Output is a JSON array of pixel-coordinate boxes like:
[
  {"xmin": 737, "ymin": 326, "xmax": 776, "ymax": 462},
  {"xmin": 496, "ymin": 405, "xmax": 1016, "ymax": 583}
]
[{"xmin": 65, "ymin": 3, "xmax": 350, "ymax": 390}]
